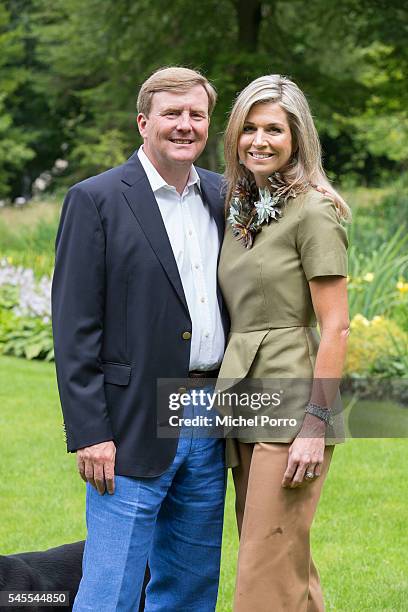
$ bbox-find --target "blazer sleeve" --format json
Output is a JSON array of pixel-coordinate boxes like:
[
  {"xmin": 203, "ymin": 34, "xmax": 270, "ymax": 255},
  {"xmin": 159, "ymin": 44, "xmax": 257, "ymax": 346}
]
[
  {"xmin": 297, "ymin": 194, "xmax": 348, "ymax": 281},
  {"xmin": 52, "ymin": 185, "xmax": 114, "ymax": 452}
]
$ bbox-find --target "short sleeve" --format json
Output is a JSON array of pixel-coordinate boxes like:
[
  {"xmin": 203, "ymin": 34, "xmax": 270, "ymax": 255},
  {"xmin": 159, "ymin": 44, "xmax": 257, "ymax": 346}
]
[{"xmin": 297, "ymin": 194, "xmax": 348, "ymax": 281}]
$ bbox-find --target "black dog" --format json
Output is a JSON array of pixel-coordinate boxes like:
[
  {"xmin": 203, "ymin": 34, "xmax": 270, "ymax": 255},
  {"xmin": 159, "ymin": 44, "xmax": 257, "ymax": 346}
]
[
  {"xmin": 0, "ymin": 541, "xmax": 148, "ymax": 611},
  {"xmin": 0, "ymin": 541, "xmax": 84, "ymax": 611}
]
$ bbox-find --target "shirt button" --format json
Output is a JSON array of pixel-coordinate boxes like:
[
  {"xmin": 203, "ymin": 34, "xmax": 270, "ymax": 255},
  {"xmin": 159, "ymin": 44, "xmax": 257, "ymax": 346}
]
[
  {"xmin": 200, "ymin": 297, "xmax": 206, "ymax": 303},
  {"xmin": 205, "ymin": 333, "xmax": 210, "ymax": 338},
  {"xmin": 182, "ymin": 331, "xmax": 192, "ymax": 340},
  {"xmin": 188, "ymin": 230, "xmax": 193, "ymax": 236},
  {"xmin": 194, "ymin": 264, "xmax": 200, "ymax": 270}
]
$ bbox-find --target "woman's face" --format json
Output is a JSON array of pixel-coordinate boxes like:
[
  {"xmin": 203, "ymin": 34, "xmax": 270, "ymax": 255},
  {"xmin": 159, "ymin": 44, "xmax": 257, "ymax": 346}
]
[{"xmin": 238, "ymin": 102, "xmax": 293, "ymax": 187}]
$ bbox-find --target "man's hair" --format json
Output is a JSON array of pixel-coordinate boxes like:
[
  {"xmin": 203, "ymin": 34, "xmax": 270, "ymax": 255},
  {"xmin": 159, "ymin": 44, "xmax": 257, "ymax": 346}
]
[{"xmin": 137, "ymin": 66, "xmax": 217, "ymax": 117}]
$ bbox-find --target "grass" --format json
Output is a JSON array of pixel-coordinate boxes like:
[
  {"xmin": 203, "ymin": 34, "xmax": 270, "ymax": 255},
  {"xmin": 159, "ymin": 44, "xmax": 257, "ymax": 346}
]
[
  {"xmin": 1, "ymin": 355, "xmax": 407, "ymax": 611},
  {"xmin": 342, "ymin": 185, "xmax": 391, "ymax": 211},
  {"xmin": 0, "ymin": 197, "xmax": 60, "ymax": 275},
  {"xmin": 0, "ymin": 356, "xmax": 83, "ymax": 550},
  {"xmin": 0, "ymin": 198, "xmax": 61, "ymax": 229},
  {"xmin": 344, "ymin": 395, "xmax": 408, "ymax": 437}
]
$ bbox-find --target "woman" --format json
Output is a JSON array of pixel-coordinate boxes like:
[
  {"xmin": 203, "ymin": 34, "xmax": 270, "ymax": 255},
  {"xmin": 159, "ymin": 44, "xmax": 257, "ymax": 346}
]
[{"xmin": 218, "ymin": 75, "xmax": 350, "ymax": 611}]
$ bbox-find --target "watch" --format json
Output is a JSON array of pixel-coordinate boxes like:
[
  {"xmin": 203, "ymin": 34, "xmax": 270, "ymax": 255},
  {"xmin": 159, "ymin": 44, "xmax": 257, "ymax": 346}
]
[{"xmin": 305, "ymin": 402, "xmax": 334, "ymax": 426}]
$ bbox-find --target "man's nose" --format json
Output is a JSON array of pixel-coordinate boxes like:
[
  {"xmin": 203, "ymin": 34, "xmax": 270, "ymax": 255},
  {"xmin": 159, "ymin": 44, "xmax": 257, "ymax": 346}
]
[
  {"xmin": 253, "ymin": 129, "xmax": 266, "ymax": 146},
  {"xmin": 176, "ymin": 112, "xmax": 192, "ymax": 131}
]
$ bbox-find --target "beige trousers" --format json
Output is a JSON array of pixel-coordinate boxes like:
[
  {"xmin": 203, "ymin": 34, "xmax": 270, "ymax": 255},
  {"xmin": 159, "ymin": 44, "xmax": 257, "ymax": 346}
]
[{"xmin": 232, "ymin": 442, "xmax": 333, "ymax": 612}]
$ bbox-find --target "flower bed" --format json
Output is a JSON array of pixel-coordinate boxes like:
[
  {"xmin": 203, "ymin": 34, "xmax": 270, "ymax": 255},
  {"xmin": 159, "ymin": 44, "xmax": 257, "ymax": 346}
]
[{"xmin": 0, "ymin": 259, "xmax": 53, "ymax": 360}]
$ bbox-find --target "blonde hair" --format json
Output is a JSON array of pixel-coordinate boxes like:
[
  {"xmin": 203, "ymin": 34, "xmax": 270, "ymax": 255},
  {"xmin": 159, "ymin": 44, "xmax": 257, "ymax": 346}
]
[
  {"xmin": 137, "ymin": 66, "xmax": 217, "ymax": 117},
  {"xmin": 224, "ymin": 74, "xmax": 351, "ymax": 220}
]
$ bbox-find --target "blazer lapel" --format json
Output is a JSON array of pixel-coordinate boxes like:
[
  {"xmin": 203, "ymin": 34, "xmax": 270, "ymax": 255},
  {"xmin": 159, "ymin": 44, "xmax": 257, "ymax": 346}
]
[
  {"xmin": 121, "ymin": 154, "xmax": 189, "ymax": 315},
  {"xmin": 197, "ymin": 170, "xmax": 225, "ymax": 246}
]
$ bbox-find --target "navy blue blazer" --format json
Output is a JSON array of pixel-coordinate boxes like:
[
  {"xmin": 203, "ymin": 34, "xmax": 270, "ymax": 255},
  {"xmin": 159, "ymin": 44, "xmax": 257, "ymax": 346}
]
[{"xmin": 52, "ymin": 151, "xmax": 229, "ymax": 477}]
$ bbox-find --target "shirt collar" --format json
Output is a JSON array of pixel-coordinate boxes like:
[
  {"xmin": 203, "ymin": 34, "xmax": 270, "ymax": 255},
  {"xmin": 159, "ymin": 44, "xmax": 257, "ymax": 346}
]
[{"xmin": 137, "ymin": 146, "xmax": 200, "ymax": 194}]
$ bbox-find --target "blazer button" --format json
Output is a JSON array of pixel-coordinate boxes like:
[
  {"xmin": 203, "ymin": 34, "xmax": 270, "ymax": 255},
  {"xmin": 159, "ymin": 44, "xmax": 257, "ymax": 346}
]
[{"xmin": 182, "ymin": 331, "xmax": 192, "ymax": 340}]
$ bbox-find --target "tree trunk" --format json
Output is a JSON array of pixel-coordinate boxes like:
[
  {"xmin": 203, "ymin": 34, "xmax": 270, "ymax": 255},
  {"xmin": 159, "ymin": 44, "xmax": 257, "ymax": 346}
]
[{"xmin": 235, "ymin": 0, "xmax": 262, "ymax": 52}]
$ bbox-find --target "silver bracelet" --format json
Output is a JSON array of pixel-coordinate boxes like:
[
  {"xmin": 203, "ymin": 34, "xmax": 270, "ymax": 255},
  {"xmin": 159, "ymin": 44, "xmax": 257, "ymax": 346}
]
[{"xmin": 305, "ymin": 402, "xmax": 333, "ymax": 426}]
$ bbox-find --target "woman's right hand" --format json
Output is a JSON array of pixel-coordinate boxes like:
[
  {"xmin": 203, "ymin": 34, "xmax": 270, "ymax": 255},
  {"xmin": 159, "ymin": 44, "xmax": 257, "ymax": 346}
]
[{"xmin": 281, "ymin": 414, "xmax": 325, "ymax": 488}]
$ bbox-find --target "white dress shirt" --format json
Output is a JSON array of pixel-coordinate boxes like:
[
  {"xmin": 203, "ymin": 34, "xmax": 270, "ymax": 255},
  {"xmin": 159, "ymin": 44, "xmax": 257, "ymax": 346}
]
[{"xmin": 138, "ymin": 147, "xmax": 225, "ymax": 370}]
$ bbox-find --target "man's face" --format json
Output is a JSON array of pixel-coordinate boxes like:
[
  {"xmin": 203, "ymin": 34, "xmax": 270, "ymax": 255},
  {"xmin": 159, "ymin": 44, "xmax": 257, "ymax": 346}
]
[{"xmin": 137, "ymin": 85, "xmax": 210, "ymax": 172}]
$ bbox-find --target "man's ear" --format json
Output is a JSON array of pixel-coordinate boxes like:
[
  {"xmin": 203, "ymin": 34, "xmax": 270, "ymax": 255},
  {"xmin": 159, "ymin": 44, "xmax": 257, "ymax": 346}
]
[{"xmin": 137, "ymin": 113, "xmax": 148, "ymax": 137}]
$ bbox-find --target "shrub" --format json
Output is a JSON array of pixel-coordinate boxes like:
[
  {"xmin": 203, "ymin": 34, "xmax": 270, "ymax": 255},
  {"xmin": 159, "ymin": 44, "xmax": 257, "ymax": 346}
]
[
  {"xmin": 390, "ymin": 279, "xmax": 408, "ymax": 333},
  {"xmin": 0, "ymin": 309, "xmax": 53, "ymax": 361},
  {"xmin": 345, "ymin": 314, "xmax": 408, "ymax": 377},
  {"xmin": 347, "ymin": 230, "xmax": 408, "ymax": 319},
  {"xmin": 347, "ymin": 174, "xmax": 408, "ymax": 255}
]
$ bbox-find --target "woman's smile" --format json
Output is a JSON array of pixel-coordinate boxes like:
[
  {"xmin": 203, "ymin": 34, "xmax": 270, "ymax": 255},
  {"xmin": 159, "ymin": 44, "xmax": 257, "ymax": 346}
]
[{"xmin": 248, "ymin": 152, "xmax": 275, "ymax": 159}]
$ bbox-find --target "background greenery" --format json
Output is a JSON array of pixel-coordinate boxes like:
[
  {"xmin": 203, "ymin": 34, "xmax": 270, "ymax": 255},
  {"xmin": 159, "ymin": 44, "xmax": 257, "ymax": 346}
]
[
  {"xmin": 1, "ymin": 355, "xmax": 407, "ymax": 611},
  {"xmin": 1, "ymin": 2, "xmax": 408, "ymax": 609},
  {"xmin": 1, "ymin": 183, "xmax": 407, "ymax": 379},
  {"xmin": 1, "ymin": 2, "xmax": 407, "ymax": 375},
  {"xmin": 0, "ymin": 0, "xmax": 407, "ymax": 198}
]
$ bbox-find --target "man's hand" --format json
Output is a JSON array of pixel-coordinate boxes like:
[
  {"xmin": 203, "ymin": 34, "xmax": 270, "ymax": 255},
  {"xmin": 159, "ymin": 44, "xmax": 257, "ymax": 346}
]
[{"xmin": 76, "ymin": 441, "xmax": 116, "ymax": 495}]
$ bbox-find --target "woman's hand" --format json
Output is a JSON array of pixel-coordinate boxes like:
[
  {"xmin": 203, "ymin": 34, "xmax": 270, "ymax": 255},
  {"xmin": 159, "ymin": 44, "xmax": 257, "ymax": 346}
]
[{"xmin": 281, "ymin": 414, "xmax": 326, "ymax": 488}]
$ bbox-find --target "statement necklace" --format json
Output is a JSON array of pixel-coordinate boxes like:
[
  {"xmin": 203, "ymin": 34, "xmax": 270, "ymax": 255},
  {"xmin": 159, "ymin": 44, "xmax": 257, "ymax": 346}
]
[{"xmin": 227, "ymin": 172, "xmax": 300, "ymax": 249}]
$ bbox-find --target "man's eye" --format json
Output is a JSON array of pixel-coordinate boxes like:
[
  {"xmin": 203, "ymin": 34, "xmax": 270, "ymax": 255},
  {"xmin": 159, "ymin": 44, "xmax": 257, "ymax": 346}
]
[{"xmin": 165, "ymin": 112, "xmax": 178, "ymax": 117}]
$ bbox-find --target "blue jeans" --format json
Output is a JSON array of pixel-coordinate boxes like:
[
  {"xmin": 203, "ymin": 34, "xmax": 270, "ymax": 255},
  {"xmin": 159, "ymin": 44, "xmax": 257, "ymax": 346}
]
[{"xmin": 73, "ymin": 389, "xmax": 226, "ymax": 611}]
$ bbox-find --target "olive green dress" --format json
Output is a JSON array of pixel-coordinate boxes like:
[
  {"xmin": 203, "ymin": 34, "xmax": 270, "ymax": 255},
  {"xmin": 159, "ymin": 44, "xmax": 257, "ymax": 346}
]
[{"xmin": 217, "ymin": 188, "xmax": 348, "ymax": 466}]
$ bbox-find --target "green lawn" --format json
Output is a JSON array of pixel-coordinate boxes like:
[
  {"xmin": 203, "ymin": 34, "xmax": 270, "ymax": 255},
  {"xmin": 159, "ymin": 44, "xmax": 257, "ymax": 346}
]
[{"xmin": 0, "ymin": 355, "xmax": 407, "ymax": 611}]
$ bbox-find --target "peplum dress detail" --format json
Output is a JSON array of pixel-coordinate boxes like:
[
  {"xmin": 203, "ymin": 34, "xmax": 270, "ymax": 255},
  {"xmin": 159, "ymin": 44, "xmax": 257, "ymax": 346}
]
[{"xmin": 217, "ymin": 189, "xmax": 348, "ymax": 466}]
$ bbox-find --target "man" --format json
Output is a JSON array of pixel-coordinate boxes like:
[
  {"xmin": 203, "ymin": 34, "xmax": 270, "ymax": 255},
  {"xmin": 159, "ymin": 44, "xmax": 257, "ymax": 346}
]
[{"xmin": 52, "ymin": 67, "xmax": 229, "ymax": 611}]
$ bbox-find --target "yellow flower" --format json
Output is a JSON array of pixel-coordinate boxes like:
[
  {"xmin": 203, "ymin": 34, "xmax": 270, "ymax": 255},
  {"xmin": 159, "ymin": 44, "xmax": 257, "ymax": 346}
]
[
  {"xmin": 396, "ymin": 279, "xmax": 408, "ymax": 293},
  {"xmin": 350, "ymin": 314, "xmax": 370, "ymax": 328},
  {"xmin": 363, "ymin": 272, "xmax": 374, "ymax": 282},
  {"xmin": 7, "ymin": 256, "xmax": 13, "ymax": 264}
]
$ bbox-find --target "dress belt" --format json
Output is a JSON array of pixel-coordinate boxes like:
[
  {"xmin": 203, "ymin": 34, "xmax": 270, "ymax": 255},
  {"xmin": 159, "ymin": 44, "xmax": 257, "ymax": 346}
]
[{"xmin": 188, "ymin": 368, "xmax": 220, "ymax": 379}]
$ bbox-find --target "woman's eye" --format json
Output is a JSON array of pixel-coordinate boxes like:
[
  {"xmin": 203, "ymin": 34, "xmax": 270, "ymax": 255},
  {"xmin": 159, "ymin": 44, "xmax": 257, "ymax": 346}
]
[{"xmin": 243, "ymin": 126, "xmax": 255, "ymax": 132}]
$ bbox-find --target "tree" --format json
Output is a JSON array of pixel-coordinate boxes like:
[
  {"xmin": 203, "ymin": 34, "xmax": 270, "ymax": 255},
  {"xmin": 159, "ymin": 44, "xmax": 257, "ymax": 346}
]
[
  {"xmin": 1, "ymin": 0, "xmax": 407, "ymax": 195},
  {"xmin": 0, "ymin": 1, "xmax": 34, "ymax": 198}
]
